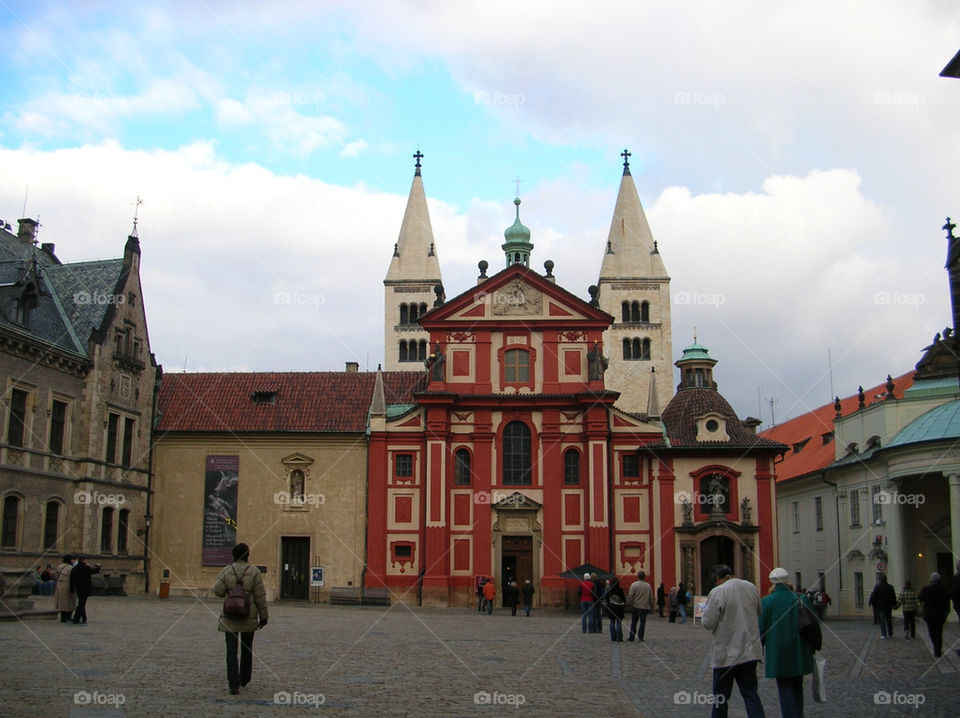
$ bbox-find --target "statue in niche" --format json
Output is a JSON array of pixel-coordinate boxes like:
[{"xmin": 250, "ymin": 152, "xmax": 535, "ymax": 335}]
[
  {"xmin": 680, "ymin": 498, "xmax": 694, "ymax": 526},
  {"xmin": 426, "ymin": 342, "xmax": 445, "ymax": 381},
  {"xmin": 587, "ymin": 341, "xmax": 608, "ymax": 380},
  {"xmin": 705, "ymin": 474, "xmax": 729, "ymax": 514},
  {"xmin": 740, "ymin": 497, "xmax": 752, "ymax": 524}
]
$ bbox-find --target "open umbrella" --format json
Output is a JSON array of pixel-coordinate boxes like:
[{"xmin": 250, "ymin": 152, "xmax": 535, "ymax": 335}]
[{"xmin": 559, "ymin": 563, "xmax": 615, "ymax": 580}]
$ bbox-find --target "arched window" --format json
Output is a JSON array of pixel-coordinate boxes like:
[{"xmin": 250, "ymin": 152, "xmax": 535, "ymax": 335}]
[
  {"xmin": 454, "ymin": 449, "xmax": 472, "ymax": 486},
  {"xmin": 622, "ymin": 338, "xmax": 632, "ymax": 360},
  {"xmin": 409, "ymin": 304, "xmax": 419, "ymax": 323},
  {"xmin": 632, "ymin": 338, "xmax": 641, "ymax": 359},
  {"xmin": 419, "ymin": 302, "xmax": 428, "ymax": 317},
  {"xmin": 640, "ymin": 301, "xmax": 650, "ymax": 322},
  {"xmin": 118, "ymin": 508, "xmax": 130, "ymax": 555},
  {"xmin": 502, "ymin": 421, "xmax": 532, "ymax": 486},
  {"xmin": 101, "ymin": 507, "xmax": 114, "ymax": 554},
  {"xmin": 399, "ymin": 340, "xmax": 408, "ymax": 362},
  {"xmin": 563, "ymin": 449, "xmax": 581, "ymax": 486},
  {"xmin": 504, "ymin": 348, "xmax": 530, "ymax": 383},
  {"xmin": 630, "ymin": 301, "xmax": 640, "ymax": 322},
  {"xmin": 641, "ymin": 338, "xmax": 651, "ymax": 360},
  {"xmin": 400, "ymin": 304, "xmax": 409, "ymax": 325},
  {"xmin": 621, "ymin": 301, "xmax": 630, "ymax": 323},
  {"xmin": 2, "ymin": 495, "xmax": 21, "ymax": 548},
  {"xmin": 290, "ymin": 469, "xmax": 305, "ymax": 501},
  {"xmin": 43, "ymin": 500, "xmax": 60, "ymax": 551},
  {"xmin": 418, "ymin": 340, "xmax": 427, "ymax": 361}
]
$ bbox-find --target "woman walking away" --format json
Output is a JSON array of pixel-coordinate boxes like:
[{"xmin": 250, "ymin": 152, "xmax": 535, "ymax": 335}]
[
  {"xmin": 213, "ymin": 543, "xmax": 268, "ymax": 695},
  {"xmin": 760, "ymin": 567, "xmax": 815, "ymax": 718},
  {"xmin": 898, "ymin": 580, "xmax": 919, "ymax": 639},
  {"xmin": 605, "ymin": 579, "xmax": 626, "ymax": 642}
]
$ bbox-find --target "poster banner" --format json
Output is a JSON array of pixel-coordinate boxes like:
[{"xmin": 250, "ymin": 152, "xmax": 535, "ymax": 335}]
[{"xmin": 202, "ymin": 455, "xmax": 239, "ymax": 565}]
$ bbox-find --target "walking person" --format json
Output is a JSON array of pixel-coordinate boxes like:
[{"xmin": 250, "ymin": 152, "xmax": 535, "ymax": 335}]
[
  {"xmin": 504, "ymin": 580, "xmax": 519, "ymax": 616},
  {"xmin": 759, "ymin": 567, "xmax": 814, "ymax": 718},
  {"xmin": 604, "ymin": 579, "xmax": 626, "ymax": 641},
  {"xmin": 626, "ymin": 571, "xmax": 654, "ymax": 641},
  {"xmin": 702, "ymin": 564, "xmax": 766, "ymax": 718},
  {"xmin": 476, "ymin": 577, "xmax": 486, "ymax": 612},
  {"xmin": 668, "ymin": 586, "xmax": 679, "ymax": 623},
  {"xmin": 482, "ymin": 576, "xmax": 496, "ymax": 615},
  {"xmin": 677, "ymin": 581, "xmax": 688, "ymax": 623},
  {"xmin": 212, "ymin": 543, "xmax": 268, "ymax": 694},
  {"xmin": 898, "ymin": 580, "xmax": 918, "ymax": 639},
  {"xmin": 592, "ymin": 575, "xmax": 605, "ymax": 633},
  {"xmin": 656, "ymin": 582, "xmax": 665, "ymax": 618},
  {"xmin": 521, "ymin": 579, "xmax": 534, "ymax": 617},
  {"xmin": 579, "ymin": 572, "xmax": 595, "ymax": 633},
  {"xmin": 69, "ymin": 556, "xmax": 101, "ymax": 624},
  {"xmin": 868, "ymin": 574, "xmax": 897, "ymax": 639},
  {"xmin": 918, "ymin": 572, "xmax": 950, "ymax": 658},
  {"xmin": 54, "ymin": 555, "xmax": 75, "ymax": 623}
]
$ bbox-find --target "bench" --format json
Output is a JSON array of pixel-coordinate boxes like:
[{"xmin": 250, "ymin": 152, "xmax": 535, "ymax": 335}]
[
  {"xmin": 362, "ymin": 587, "xmax": 391, "ymax": 606},
  {"xmin": 329, "ymin": 587, "xmax": 361, "ymax": 605}
]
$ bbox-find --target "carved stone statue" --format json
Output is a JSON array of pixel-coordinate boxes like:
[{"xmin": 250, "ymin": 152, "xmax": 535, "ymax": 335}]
[
  {"xmin": 587, "ymin": 342, "xmax": 608, "ymax": 380},
  {"xmin": 740, "ymin": 497, "xmax": 752, "ymax": 524},
  {"xmin": 426, "ymin": 342, "xmax": 445, "ymax": 381},
  {"xmin": 680, "ymin": 498, "xmax": 693, "ymax": 526}
]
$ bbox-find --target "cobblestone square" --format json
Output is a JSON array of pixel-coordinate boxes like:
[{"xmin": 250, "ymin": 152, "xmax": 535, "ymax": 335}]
[{"xmin": 2, "ymin": 595, "xmax": 959, "ymax": 716}]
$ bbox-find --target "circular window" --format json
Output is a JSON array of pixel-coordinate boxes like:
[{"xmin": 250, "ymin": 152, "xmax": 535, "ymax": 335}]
[{"xmin": 705, "ymin": 419, "xmax": 719, "ymax": 432}]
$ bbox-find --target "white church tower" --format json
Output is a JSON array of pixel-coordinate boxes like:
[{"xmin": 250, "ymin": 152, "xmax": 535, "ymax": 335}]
[
  {"xmin": 597, "ymin": 149, "xmax": 673, "ymax": 414},
  {"xmin": 384, "ymin": 151, "xmax": 444, "ymax": 371}
]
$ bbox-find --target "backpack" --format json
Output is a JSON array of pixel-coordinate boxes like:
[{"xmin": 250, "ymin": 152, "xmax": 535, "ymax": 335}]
[
  {"xmin": 797, "ymin": 596, "xmax": 822, "ymax": 652},
  {"xmin": 223, "ymin": 566, "xmax": 251, "ymax": 619}
]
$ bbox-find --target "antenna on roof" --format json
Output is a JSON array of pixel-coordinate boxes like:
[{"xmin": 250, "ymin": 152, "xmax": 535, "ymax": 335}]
[
  {"xmin": 765, "ymin": 395, "xmax": 779, "ymax": 426},
  {"xmin": 827, "ymin": 346, "xmax": 834, "ymax": 403},
  {"xmin": 22, "ymin": 185, "xmax": 28, "ymax": 218}
]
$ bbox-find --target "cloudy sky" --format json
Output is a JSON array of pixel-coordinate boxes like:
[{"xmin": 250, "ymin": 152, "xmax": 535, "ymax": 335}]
[{"xmin": 1, "ymin": 1, "xmax": 958, "ymax": 425}]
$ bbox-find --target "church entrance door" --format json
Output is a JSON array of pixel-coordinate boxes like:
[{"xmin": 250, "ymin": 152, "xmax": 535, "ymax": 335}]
[
  {"xmin": 501, "ymin": 535, "xmax": 532, "ymax": 606},
  {"xmin": 699, "ymin": 536, "xmax": 735, "ymax": 593}
]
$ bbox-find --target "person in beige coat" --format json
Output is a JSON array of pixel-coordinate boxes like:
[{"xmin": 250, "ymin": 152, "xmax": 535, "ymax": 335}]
[
  {"xmin": 53, "ymin": 555, "xmax": 75, "ymax": 622},
  {"xmin": 212, "ymin": 543, "xmax": 268, "ymax": 694}
]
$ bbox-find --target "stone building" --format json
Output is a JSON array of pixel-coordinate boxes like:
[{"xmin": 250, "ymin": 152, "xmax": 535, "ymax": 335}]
[{"xmin": 0, "ymin": 217, "xmax": 158, "ymax": 592}]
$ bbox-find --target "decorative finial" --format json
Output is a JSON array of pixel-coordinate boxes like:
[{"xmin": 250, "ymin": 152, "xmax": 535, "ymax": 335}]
[
  {"xmin": 621, "ymin": 148, "xmax": 632, "ymax": 175},
  {"xmin": 544, "ymin": 259, "xmax": 554, "ymax": 277},
  {"xmin": 944, "ymin": 217, "xmax": 956, "ymax": 239},
  {"xmin": 428, "ymin": 241, "xmax": 435, "ymax": 257},
  {"xmin": 131, "ymin": 195, "xmax": 143, "ymax": 237},
  {"xmin": 393, "ymin": 242, "xmax": 399, "ymax": 257},
  {"xmin": 693, "ymin": 326, "xmax": 697, "ymax": 343},
  {"xmin": 478, "ymin": 259, "xmax": 488, "ymax": 278},
  {"xmin": 652, "ymin": 239, "xmax": 659, "ymax": 254},
  {"xmin": 885, "ymin": 374, "xmax": 895, "ymax": 397},
  {"xmin": 413, "ymin": 149, "xmax": 423, "ymax": 176}
]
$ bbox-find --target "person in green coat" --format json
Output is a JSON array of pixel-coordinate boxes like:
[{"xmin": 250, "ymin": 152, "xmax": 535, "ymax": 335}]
[
  {"xmin": 759, "ymin": 567, "xmax": 814, "ymax": 718},
  {"xmin": 212, "ymin": 543, "xmax": 269, "ymax": 694}
]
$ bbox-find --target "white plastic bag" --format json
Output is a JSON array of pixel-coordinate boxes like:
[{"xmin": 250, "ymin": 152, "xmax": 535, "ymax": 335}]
[{"xmin": 812, "ymin": 656, "xmax": 827, "ymax": 703}]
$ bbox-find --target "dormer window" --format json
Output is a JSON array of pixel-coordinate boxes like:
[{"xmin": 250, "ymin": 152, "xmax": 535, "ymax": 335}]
[
  {"xmin": 14, "ymin": 284, "xmax": 37, "ymax": 326},
  {"xmin": 250, "ymin": 390, "xmax": 277, "ymax": 405},
  {"xmin": 695, "ymin": 413, "xmax": 729, "ymax": 442}
]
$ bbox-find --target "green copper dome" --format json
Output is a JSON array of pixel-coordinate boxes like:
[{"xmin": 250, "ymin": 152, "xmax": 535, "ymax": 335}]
[
  {"xmin": 887, "ymin": 399, "xmax": 960, "ymax": 448},
  {"xmin": 677, "ymin": 341, "xmax": 716, "ymax": 364},
  {"xmin": 502, "ymin": 197, "xmax": 533, "ymax": 267}
]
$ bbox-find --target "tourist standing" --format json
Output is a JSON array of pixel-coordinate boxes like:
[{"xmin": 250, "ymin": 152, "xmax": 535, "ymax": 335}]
[
  {"xmin": 626, "ymin": 571, "xmax": 654, "ymax": 642},
  {"xmin": 760, "ymin": 567, "xmax": 814, "ymax": 718},
  {"xmin": 677, "ymin": 581, "xmax": 688, "ymax": 623},
  {"xmin": 69, "ymin": 556, "xmax": 101, "ymax": 624},
  {"xmin": 702, "ymin": 564, "xmax": 766, "ymax": 718},
  {"xmin": 592, "ymin": 575, "xmax": 605, "ymax": 633},
  {"xmin": 918, "ymin": 572, "xmax": 950, "ymax": 658},
  {"xmin": 898, "ymin": 580, "xmax": 919, "ymax": 639},
  {"xmin": 668, "ymin": 586, "xmax": 679, "ymax": 623},
  {"xmin": 476, "ymin": 577, "xmax": 486, "ymax": 612},
  {"xmin": 482, "ymin": 576, "xmax": 496, "ymax": 615},
  {"xmin": 605, "ymin": 579, "xmax": 626, "ymax": 642},
  {"xmin": 213, "ymin": 543, "xmax": 268, "ymax": 694},
  {"xmin": 54, "ymin": 555, "xmax": 74, "ymax": 623},
  {"xmin": 504, "ymin": 580, "xmax": 519, "ymax": 616},
  {"xmin": 868, "ymin": 575, "xmax": 897, "ymax": 639},
  {"xmin": 656, "ymin": 582, "xmax": 665, "ymax": 618},
  {"xmin": 521, "ymin": 579, "xmax": 534, "ymax": 617},
  {"xmin": 579, "ymin": 573, "xmax": 595, "ymax": 633}
]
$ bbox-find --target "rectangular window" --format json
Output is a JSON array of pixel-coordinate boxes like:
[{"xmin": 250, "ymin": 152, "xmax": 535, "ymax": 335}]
[
  {"xmin": 100, "ymin": 507, "xmax": 114, "ymax": 554},
  {"xmin": 622, "ymin": 454, "xmax": 640, "ymax": 479},
  {"xmin": 49, "ymin": 400, "xmax": 67, "ymax": 454},
  {"xmin": 395, "ymin": 454, "xmax": 413, "ymax": 479},
  {"xmin": 2, "ymin": 495, "xmax": 20, "ymax": 548},
  {"xmin": 122, "ymin": 417, "xmax": 135, "ymax": 468},
  {"xmin": 854, "ymin": 571, "xmax": 864, "ymax": 609},
  {"xmin": 117, "ymin": 509, "xmax": 129, "ymax": 555},
  {"xmin": 453, "ymin": 450, "xmax": 471, "ymax": 486},
  {"xmin": 871, "ymin": 485, "xmax": 882, "ymax": 524},
  {"xmin": 106, "ymin": 413, "xmax": 119, "ymax": 463},
  {"xmin": 792, "ymin": 501, "xmax": 799, "ymax": 532},
  {"xmin": 504, "ymin": 348, "xmax": 530, "ymax": 383},
  {"xmin": 43, "ymin": 502, "xmax": 59, "ymax": 551},
  {"xmin": 563, "ymin": 450, "xmax": 581, "ymax": 486},
  {"xmin": 7, "ymin": 388, "xmax": 28, "ymax": 447},
  {"xmin": 815, "ymin": 496, "xmax": 823, "ymax": 531},
  {"xmin": 850, "ymin": 489, "xmax": 861, "ymax": 527}
]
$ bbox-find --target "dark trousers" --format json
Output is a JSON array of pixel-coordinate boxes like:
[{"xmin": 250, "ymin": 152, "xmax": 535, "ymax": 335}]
[
  {"xmin": 657, "ymin": 602, "xmax": 664, "ymax": 617},
  {"xmin": 711, "ymin": 660, "xmax": 765, "ymax": 718},
  {"xmin": 927, "ymin": 619, "xmax": 945, "ymax": 656},
  {"xmin": 878, "ymin": 609, "xmax": 893, "ymax": 637},
  {"xmin": 775, "ymin": 675, "xmax": 803, "ymax": 718},
  {"xmin": 903, "ymin": 610, "xmax": 916, "ymax": 638},
  {"xmin": 628, "ymin": 609, "xmax": 649, "ymax": 640},
  {"xmin": 59, "ymin": 611, "xmax": 72, "ymax": 622},
  {"xmin": 593, "ymin": 602, "xmax": 603, "ymax": 632},
  {"xmin": 510, "ymin": 604, "xmax": 517, "ymax": 616},
  {"xmin": 72, "ymin": 593, "xmax": 90, "ymax": 623},
  {"xmin": 225, "ymin": 630, "xmax": 255, "ymax": 689}
]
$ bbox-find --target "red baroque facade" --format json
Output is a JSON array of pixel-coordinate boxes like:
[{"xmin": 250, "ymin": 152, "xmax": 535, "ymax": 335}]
[{"xmin": 366, "ymin": 265, "xmax": 668, "ymax": 607}]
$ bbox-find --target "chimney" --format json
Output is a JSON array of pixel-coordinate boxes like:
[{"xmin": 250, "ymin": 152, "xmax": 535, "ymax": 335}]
[
  {"xmin": 345, "ymin": 361, "xmax": 359, "ymax": 373},
  {"xmin": 17, "ymin": 218, "xmax": 39, "ymax": 245},
  {"xmin": 741, "ymin": 417, "xmax": 762, "ymax": 435}
]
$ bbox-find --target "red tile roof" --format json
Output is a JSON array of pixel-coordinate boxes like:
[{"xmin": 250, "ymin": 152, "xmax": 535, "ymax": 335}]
[
  {"xmin": 759, "ymin": 371, "xmax": 914, "ymax": 482},
  {"xmin": 157, "ymin": 371, "xmax": 426, "ymax": 433}
]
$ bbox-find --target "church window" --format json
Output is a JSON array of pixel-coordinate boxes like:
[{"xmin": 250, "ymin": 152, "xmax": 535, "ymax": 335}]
[
  {"xmin": 1, "ymin": 495, "xmax": 21, "ymax": 548},
  {"xmin": 419, "ymin": 302, "xmax": 428, "ymax": 317},
  {"xmin": 118, "ymin": 509, "xmax": 129, "ymax": 555},
  {"xmin": 409, "ymin": 303, "xmax": 419, "ymax": 323},
  {"xmin": 101, "ymin": 506, "xmax": 114, "ymax": 553},
  {"xmin": 621, "ymin": 301, "xmax": 630, "ymax": 322},
  {"xmin": 418, "ymin": 340, "xmax": 427, "ymax": 361},
  {"xmin": 504, "ymin": 349, "xmax": 530, "ymax": 383},
  {"xmin": 630, "ymin": 301, "xmax": 640, "ymax": 323},
  {"xmin": 395, "ymin": 454, "xmax": 413, "ymax": 479},
  {"xmin": 400, "ymin": 304, "xmax": 409, "ymax": 324},
  {"xmin": 502, "ymin": 421, "xmax": 532, "ymax": 486},
  {"xmin": 849, "ymin": 489, "xmax": 861, "ymax": 527},
  {"xmin": 640, "ymin": 301, "xmax": 650, "ymax": 322},
  {"xmin": 640, "ymin": 338, "xmax": 651, "ymax": 360},
  {"xmin": 43, "ymin": 500, "xmax": 60, "ymax": 551},
  {"xmin": 695, "ymin": 368, "xmax": 706, "ymax": 386},
  {"xmin": 6, "ymin": 388, "xmax": 28, "ymax": 448},
  {"xmin": 621, "ymin": 454, "xmax": 640, "ymax": 479},
  {"xmin": 632, "ymin": 338, "xmax": 641, "ymax": 359},
  {"xmin": 399, "ymin": 340, "xmax": 408, "ymax": 362},
  {"xmin": 622, "ymin": 338, "xmax": 631, "ymax": 360},
  {"xmin": 563, "ymin": 449, "xmax": 581, "ymax": 485},
  {"xmin": 454, "ymin": 449, "xmax": 472, "ymax": 486}
]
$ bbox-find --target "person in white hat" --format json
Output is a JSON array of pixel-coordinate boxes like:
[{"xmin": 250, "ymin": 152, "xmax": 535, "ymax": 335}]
[{"xmin": 760, "ymin": 566, "xmax": 815, "ymax": 717}]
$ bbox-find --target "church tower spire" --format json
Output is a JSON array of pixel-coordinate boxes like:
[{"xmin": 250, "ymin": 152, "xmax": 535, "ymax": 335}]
[
  {"xmin": 596, "ymin": 149, "xmax": 673, "ymax": 414},
  {"xmin": 502, "ymin": 197, "xmax": 533, "ymax": 267},
  {"xmin": 384, "ymin": 151, "xmax": 443, "ymax": 371}
]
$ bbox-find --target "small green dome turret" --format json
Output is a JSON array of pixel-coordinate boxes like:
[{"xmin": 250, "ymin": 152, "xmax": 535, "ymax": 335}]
[{"xmin": 502, "ymin": 197, "xmax": 533, "ymax": 267}]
